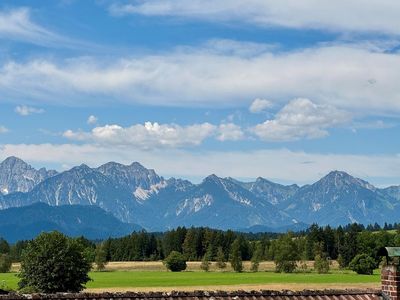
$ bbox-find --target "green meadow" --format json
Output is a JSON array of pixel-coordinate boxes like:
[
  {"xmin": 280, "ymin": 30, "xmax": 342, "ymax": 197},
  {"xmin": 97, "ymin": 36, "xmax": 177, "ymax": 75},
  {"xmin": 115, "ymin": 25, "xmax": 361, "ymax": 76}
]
[{"xmin": 0, "ymin": 270, "xmax": 380, "ymax": 291}]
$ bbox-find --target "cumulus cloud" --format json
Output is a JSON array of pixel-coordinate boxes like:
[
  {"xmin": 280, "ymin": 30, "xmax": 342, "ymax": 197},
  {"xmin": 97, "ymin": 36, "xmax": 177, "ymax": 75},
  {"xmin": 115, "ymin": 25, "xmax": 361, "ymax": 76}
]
[
  {"xmin": 1, "ymin": 143, "xmax": 399, "ymax": 186},
  {"xmin": 252, "ymin": 98, "xmax": 351, "ymax": 141},
  {"xmin": 249, "ymin": 98, "xmax": 273, "ymax": 113},
  {"xmin": 63, "ymin": 122, "xmax": 217, "ymax": 148},
  {"xmin": 87, "ymin": 115, "xmax": 98, "ymax": 125},
  {"xmin": 1, "ymin": 42, "xmax": 400, "ymax": 114},
  {"xmin": 217, "ymin": 123, "xmax": 244, "ymax": 141},
  {"xmin": 15, "ymin": 105, "xmax": 44, "ymax": 116},
  {"xmin": 0, "ymin": 126, "xmax": 8, "ymax": 133},
  {"xmin": 109, "ymin": 0, "xmax": 400, "ymax": 35}
]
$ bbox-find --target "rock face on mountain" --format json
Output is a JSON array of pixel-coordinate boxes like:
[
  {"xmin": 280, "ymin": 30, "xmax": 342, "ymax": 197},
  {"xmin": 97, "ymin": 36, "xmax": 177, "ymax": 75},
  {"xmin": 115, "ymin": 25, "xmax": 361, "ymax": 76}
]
[
  {"xmin": 0, "ymin": 157, "xmax": 399, "ymax": 231},
  {"xmin": 242, "ymin": 177, "xmax": 299, "ymax": 205},
  {"xmin": 0, "ymin": 156, "xmax": 57, "ymax": 194},
  {"xmin": 0, "ymin": 202, "xmax": 140, "ymax": 242},
  {"xmin": 382, "ymin": 185, "xmax": 400, "ymax": 201},
  {"xmin": 163, "ymin": 175, "xmax": 293, "ymax": 230},
  {"xmin": 15, "ymin": 164, "xmax": 137, "ymax": 222},
  {"xmin": 96, "ymin": 161, "xmax": 167, "ymax": 202}
]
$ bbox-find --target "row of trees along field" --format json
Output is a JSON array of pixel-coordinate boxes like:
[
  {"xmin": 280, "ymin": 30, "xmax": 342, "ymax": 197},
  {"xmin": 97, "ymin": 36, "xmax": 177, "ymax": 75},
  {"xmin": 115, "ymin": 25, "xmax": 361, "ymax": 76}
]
[{"xmin": 1, "ymin": 223, "xmax": 400, "ymax": 273}]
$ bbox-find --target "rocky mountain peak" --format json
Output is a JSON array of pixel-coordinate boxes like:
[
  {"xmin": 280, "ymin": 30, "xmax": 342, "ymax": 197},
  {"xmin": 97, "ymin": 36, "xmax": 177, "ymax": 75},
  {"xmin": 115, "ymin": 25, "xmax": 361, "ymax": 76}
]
[
  {"xmin": 0, "ymin": 156, "xmax": 28, "ymax": 168},
  {"xmin": 202, "ymin": 174, "xmax": 226, "ymax": 189},
  {"xmin": 97, "ymin": 161, "xmax": 164, "ymax": 194},
  {"xmin": 68, "ymin": 164, "xmax": 93, "ymax": 176},
  {"xmin": 0, "ymin": 156, "xmax": 57, "ymax": 194},
  {"xmin": 130, "ymin": 161, "xmax": 147, "ymax": 170},
  {"xmin": 203, "ymin": 174, "xmax": 220, "ymax": 182},
  {"xmin": 319, "ymin": 170, "xmax": 376, "ymax": 191}
]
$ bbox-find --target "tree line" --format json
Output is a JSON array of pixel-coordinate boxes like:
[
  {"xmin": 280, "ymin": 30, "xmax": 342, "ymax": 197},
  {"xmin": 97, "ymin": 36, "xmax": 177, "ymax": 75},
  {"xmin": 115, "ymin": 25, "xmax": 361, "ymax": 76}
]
[{"xmin": 1, "ymin": 222, "xmax": 400, "ymax": 273}]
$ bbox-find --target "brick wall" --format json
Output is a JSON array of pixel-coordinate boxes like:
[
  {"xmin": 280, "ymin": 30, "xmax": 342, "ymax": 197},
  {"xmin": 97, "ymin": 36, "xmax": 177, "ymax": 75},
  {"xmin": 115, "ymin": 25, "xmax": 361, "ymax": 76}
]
[{"xmin": 381, "ymin": 264, "xmax": 400, "ymax": 300}]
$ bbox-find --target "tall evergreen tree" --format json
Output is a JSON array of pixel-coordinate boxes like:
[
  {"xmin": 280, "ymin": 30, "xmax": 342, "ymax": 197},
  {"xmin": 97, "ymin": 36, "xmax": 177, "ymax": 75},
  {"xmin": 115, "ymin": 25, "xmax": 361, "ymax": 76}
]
[
  {"xmin": 230, "ymin": 238, "xmax": 243, "ymax": 272},
  {"xmin": 216, "ymin": 246, "xmax": 226, "ymax": 269},
  {"xmin": 95, "ymin": 243, "xmax": 108, "ymax": 271},
  {"xmin": 182, "ymin": 228, "xmax": 198, "ymax": 260},
  {"xmin": 200, "ymin": 246, "xmax": 212, "ymax": 272},
  {"xmin": 274, "ymin": 232, "xmax": 299, "ymax": 273},
  {"xmin": 250, "ymin": 242, "xmax": 263, "ymax": 272}
]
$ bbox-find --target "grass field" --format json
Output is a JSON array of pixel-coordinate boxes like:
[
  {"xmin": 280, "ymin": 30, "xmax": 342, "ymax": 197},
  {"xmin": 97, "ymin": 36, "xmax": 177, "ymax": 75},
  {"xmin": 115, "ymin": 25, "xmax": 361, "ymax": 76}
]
[{"xmin": 0, "ymin": 261, "xmax": 381, "ymax": 292}]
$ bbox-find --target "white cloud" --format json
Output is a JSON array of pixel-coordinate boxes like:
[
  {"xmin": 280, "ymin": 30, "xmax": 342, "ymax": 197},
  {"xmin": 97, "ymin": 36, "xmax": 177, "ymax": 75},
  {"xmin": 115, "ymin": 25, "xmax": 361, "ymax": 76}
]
[
  {"xmin": 63, "ymin": 122, "xmax": 217, "ymax": 148},
  {"xmin": 110, "ymin": 0, "xmax": 400, "ymax": 35},
  {"xmin": 1, "ymin": 42, "xmax": 400, "ymax": 114},
  {"xmin": 0, "ymin": 126, "xmax": 8, "ymax": 134},
  {"xmin": 0, "ymin": 7, "xmax": 95, "ymax": 49},
  {"xmin": 249, "ymin": 98, "xmax": 273, "ymax": 113},
  {"xmin": 252, "ymin": 98, "xmax": 351, "ymax": 141},
  {"xmin": 87, "ymin": 115, "xmax": 98, "ymax": 125},
  {"xmin": 1, "ymin": 143, "xmax": 399, "ymax": 186},
  {"xmin": 217, "ymin": 123, "xmax": 244, "ymax": 141},
  {"xmin": 15, "ymin": 105, "xmax": 44, "ymax": 116},
  {"xmin": 0, "ymin": 8, "xmax": 64, "ymax": 46}
]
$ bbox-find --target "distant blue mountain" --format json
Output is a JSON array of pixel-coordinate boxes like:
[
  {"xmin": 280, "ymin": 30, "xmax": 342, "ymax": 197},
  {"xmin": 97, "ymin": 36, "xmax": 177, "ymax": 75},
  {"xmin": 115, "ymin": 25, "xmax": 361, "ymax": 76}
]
[{"xmin": 0, "ymin": 202, "xmax": 140, "ymax": 242}]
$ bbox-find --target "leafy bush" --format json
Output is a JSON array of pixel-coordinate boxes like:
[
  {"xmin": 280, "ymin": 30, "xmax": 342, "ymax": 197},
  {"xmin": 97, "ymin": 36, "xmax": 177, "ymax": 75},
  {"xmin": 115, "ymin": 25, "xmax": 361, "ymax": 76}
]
[
  {"xmin": 163, "ymin": 251, "xmax": 187, "ymax": 272},
  {"xmin": 17, "ymin": 286, "xmax": 38, "ymax": 294},
  {"xmin": 314, "ymin": 254, "xmax": 330, "ymax": 274},
  {"xmin": 18, "ymin": 231, "xmax": 91, "ymax": 293},
  {"xmin": 275, "ymin": 260, "xmax": 297, "ymax": 273},
  {"xmin": 0, "ymin": 254, "xmax": 12, "ymax": 273},
  {"xmin": 298, "ymin": 260, "xmax": 311, "ymax": 273},
  {"xmin": 349, "ymin": 254, "xmax": 376, "ymax": 275}
]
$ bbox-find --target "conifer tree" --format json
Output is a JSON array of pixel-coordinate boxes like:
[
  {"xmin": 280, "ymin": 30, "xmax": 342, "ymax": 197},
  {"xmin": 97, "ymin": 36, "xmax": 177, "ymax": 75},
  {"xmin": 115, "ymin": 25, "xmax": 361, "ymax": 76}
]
[
  {"xmin": 200, "ymin": 246, "xmax": 212, "ymax": 272},
  {"xmin": 95, "ymin": 243, "xmax": 108, "ymax": 271},
  {"xmin": 230, "ymin": 238, "xmax": 243, "ymax": 272},
  {"xmin": 251, "ymin": 242, "xmax": 263, "ymax": 272},
  {"xmin": 216, "ymin": 246, "xmax": 226, "ymax": 269}
]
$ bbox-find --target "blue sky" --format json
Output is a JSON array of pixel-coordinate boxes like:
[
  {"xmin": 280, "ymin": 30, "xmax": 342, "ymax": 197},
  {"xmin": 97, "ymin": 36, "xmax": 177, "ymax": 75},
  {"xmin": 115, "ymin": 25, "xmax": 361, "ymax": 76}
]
[{"xmin": 0, "ymin": 0, "xmax": 400, "ymax": 186}]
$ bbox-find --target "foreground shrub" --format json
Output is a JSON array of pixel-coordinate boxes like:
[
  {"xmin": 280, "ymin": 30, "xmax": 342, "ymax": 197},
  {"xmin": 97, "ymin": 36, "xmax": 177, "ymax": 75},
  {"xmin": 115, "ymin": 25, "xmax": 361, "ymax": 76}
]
[
  {"xmin": 18, "ymin": 231, "xmax": 91, "ymax": 293},
  {"xmin": 349, "ymin": 254, "xmax": 376, "ymax": 275},
  {"xmin": 0, "ymin": 254, "xmax": 12, "ymax": 273},
  {"xmin": 314, "ymin": 254, "xmax": 330, "ymax": 274},
  {"xmin": 163, "ymin": 251, "xmax": 187, "ymax": 272}
]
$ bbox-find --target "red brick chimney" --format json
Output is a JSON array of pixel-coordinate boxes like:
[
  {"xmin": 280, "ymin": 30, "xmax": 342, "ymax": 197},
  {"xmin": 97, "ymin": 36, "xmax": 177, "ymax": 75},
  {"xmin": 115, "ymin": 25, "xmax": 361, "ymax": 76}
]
[{"xmin": 381, "ymin": 264, "xmax": 400, "ymax": 300}]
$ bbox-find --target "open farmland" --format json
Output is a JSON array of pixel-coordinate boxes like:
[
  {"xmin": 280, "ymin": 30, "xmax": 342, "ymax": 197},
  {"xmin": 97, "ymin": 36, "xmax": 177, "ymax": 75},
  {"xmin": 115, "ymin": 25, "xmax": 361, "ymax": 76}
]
[
  {"xmin": 0, "ymin": 261, "xmax": 380, "ymax": 292},
  {"xmin": 8, "ymin": 260, "xmax": 340, "ymax": 273}
]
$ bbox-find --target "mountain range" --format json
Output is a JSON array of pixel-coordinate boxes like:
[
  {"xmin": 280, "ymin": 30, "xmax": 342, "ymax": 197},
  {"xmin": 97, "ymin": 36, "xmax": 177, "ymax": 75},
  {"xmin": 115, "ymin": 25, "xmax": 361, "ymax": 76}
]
[{"xmin": 0, "ymin": 156, "xmax": 399, "ymax": 236}]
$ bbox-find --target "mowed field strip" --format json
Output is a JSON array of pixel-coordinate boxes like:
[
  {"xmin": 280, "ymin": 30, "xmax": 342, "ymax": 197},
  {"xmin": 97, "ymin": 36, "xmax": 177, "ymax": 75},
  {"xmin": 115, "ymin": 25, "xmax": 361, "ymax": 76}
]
[{"xmin": 0, "ymin": 261, "xmax": 380, "ymax": 292}]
